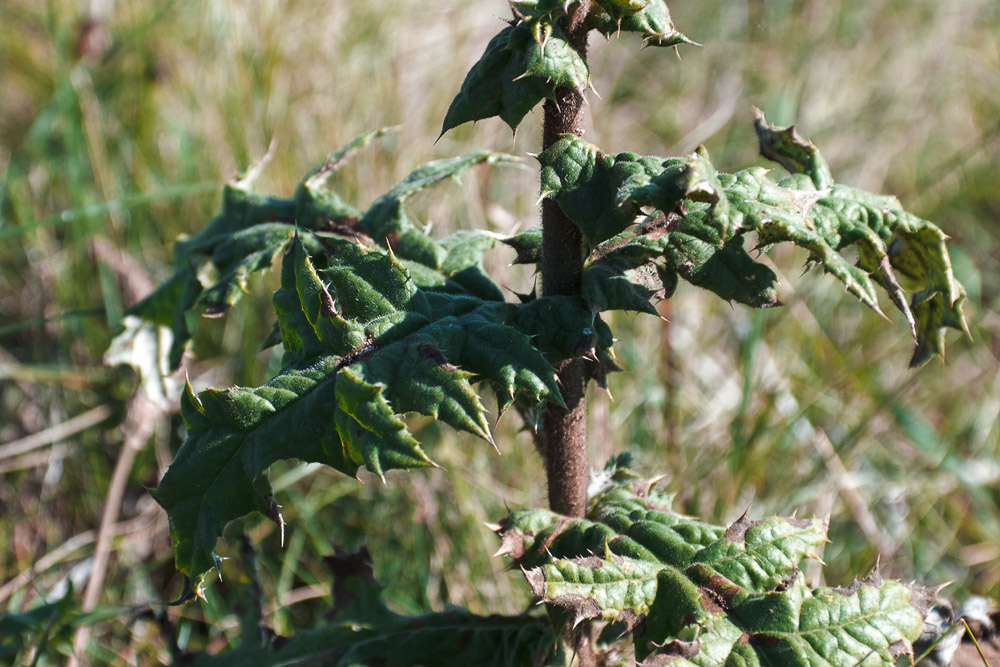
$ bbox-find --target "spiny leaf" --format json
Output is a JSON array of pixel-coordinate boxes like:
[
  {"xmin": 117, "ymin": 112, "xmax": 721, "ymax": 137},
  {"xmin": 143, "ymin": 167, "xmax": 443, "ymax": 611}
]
[
  {"xmin": 582, "ymin": 252, "xmax": 675, "ymax": 314},
  {"xmin": 501, "ymin": 226, "xmax": 544, "ymax": 266},
  {"xmin": 510, "ymin": 0, "xmax": 572, "ymax": 21},
  {"xmin": 194, "ymin": 223, "xmax": 302, "ymax": 317},
  {"xmin": 121, "ymin": 130, "xmax": 392, "ymax": 368},
  {"xmin": 546, "ymin": 128, "xmax": 967, "ymax": 363},
  {"xmin": 514, "ymin": 295, "xmax": 613, "ymax": 395},
  {"xmin": 498, "ymin": 463, "xmax": 931, "ymax": 665},
  {"xmin": 441, "ymin": 22, "xmax": 589, "ymax": 134},
  {"xmin": 154, "ymin": 235, "xmax": 577, "ymax": 592},
  {"xmin": 525, "ymin": 553, "xmax": 666, "ymax": 628},
  {"xmin": 593, "ymin": 213, "xmax": 781, "ymax": 309},
  {"xmin": 591, "ymin": 0, "xmax": 697, "ymax": 48},
  {"xmin": 660, "ymin": 222, "xmax": 781, "ymax": 308},
  {"xmin": 293, "ymin": 127, "xmax": 396, "ymax": 231},
  {"xmin": 753, "ymin": 107, "xmax": 833, "ymax": 189},
  {"xmin": 437, "ymin": 230, "xmax": 506, "ymax": 301},
  {"xmin": 360, "ymin": 151, "xmax": 519, "ymax": 269},
  {"xmin": 720, "ymin": 572, "xmax": 929, "ymax": 667},
  {"xmin": 538, "ymin": 135, "xmax": 671, "ymax": 245}
]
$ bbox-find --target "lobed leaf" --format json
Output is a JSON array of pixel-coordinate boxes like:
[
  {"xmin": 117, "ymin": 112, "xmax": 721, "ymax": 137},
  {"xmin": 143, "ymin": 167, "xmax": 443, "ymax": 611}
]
[
  {"xmin": 537, "ymin": 135, "xmax": 671, "ymax": 245},
  {"xmin": 121, "ymin": 130, "xmax": 390, "ymax": 368},
  {"xmin": 441, "ymin": 21, "xmax": 590, "ymax": 134},
  {"xmin": 153, "ymin": 230, "xmax": 593, "ymax": 592},
  {"xmin": 498, "ymin": 466, "xmax": 932, "ymax": 665},
  {"xmin": 360, "ymin": 151, "xmax": 518, "ymax": 271},
  {"xmin": 501, "ymin": 226, "xmax": 544, "ymax": 266},
  {"xmin": 540, "ymin": 127, "xmax": 967, "ymax": 364},
  {"xmin": 591, "ymin": 0, "xmax": 697, "ymax": 48}
]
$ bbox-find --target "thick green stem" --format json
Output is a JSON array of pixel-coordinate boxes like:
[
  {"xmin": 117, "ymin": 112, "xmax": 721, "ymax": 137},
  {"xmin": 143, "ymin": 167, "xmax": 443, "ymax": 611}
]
[{"xmin": 541, "ymin": 3, "xmax": 590, "ymax": 519}]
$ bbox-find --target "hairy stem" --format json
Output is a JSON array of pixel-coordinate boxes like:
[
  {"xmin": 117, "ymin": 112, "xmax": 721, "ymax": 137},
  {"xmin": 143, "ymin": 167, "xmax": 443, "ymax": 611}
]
[{"xmin": 541, "ymin": 1, "xmax": 590, "ymax": 520}]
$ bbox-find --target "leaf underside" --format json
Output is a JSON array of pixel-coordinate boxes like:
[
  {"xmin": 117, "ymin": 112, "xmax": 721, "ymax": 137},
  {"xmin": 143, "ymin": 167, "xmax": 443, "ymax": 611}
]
[{"xmin": 496, "ymin": 464, "xmax": 934, "ymax": 666}]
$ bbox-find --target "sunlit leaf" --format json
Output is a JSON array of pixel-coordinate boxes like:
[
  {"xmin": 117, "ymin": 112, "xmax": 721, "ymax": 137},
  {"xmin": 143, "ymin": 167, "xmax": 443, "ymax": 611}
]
[
  {"xmin": 497, "ymin": 465, "xmax": 932, "ymax": 664},
  {"xmin": 153, "ymin": 234, "xmax": 580, "ymax": 592},
  {"xmin": 441, "ymin": 22, "xmax": 590, "ymax": 134}
]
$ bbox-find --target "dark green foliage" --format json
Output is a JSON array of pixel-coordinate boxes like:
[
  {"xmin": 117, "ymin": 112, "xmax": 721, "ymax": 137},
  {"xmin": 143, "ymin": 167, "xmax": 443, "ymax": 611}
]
[
  {"xmin": 114, "ymin": 2, "xmax": 972, "ymax": 663},
  {"xmin": 589, "ymin": 0, "xmax": 696, "ymax": 47},
  {"xmin": 441, "ymin": 21, "xmax": 590, "ymax": 134},
  {"xmin": 133, "ymin": 136, "xmax": 621, "ymax": 593},
  {"xmin": 441, "ymin": 0, "xmax": 696, "ymax": 136},
  {"xmin": 496, "ymin": 463, "xmax": 933, "ymax": 665},
  {"xmin": 536, "ymin": 124, "xmax": 968, "ymax": 365},
  {"xmin": 151, "ymin": 227, "xmax": 605, "ymax": 593}
]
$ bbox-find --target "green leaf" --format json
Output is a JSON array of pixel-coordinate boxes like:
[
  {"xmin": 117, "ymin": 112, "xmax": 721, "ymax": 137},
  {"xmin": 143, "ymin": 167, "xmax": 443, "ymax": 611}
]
[
  {"xmin": 552, "ymin": 127, "xmax": 967, "ymax": 363},
  {"xmin": 194, "ymin": 223, "xmax": 299, "ymax": 317},
  {"xmin": 591, "ymin": 0, "xmax": 698, "ymax": 48},
  {"xmin": 438, "ymin": 230, "xmax": 506, "ymax": 301},
  {"xmin": 154, "ymin": 235, "xmax": 577, "ymax": 592},
  {"xmin": 597, "ymin": 213, "xmax": 780, "ymax": 308},
  {"xmin": 120, "ymin": 130, "xmax": 392, "ymax": 368},
  {"xmin": 713, "ymin": 573, "xmax": 928, "ymax": 667},
  {"xmin": 360, "ymin": 151, "xmax": 518, "ymax": 270},
  {"xmin": 582, "ymin": 251, "xmax": 676, "ymax": 314},
  {"xmin": 292, "ymin": 127, "xmax": 395, "ymax": 230},
  {"xmin": 441, "ymin": 22, "xmax": 590, "ymax": 134},
  {"xmin": 501, "ymin": 226, "xmax": 544, "ymax": 266},
  {"xmin": 753, "ymin": 107, "xmax": 833, "ymax": 189},
  {"xmin": 498, "ymin": 464, "xmax": 932, "ymax": 665},
  {"xmin": 538, "ymin": 135, "xmax": 672, "ymax": 245}
]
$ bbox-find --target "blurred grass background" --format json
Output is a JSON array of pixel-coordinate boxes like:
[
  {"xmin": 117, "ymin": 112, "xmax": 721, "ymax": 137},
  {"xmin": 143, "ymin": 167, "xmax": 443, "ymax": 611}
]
[{"xmin": 1, "ymin": 0, "xmax": 998, "ymax": 663}]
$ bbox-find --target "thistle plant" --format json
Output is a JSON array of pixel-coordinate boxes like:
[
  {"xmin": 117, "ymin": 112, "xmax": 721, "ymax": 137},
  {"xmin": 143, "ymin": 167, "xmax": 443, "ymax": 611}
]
[{"xmin": 119, "ymin": 1, "xmax": 970, "ymax": 664}]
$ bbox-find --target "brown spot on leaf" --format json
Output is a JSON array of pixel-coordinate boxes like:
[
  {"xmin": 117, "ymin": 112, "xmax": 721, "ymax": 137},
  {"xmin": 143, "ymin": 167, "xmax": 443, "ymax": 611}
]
[
  {"xmin": 417, "ymin": 343, "xmax": 458, "ymax": 371},
  {"xmin": 775, "ymin": 568, "xmax": 798, "ymax": 592},
  {"xmin": 642, "ymin": 212, "xmax": 680, "ymax": 241},
  {"xmin": 724, "ymin": 509, "xmax": 763, "ymax": 542},
  {"xmin": 494, "ymin": 529, "xmax": 526, "ymax": 561},
  {"xmin": 687, "ymin": 564, "xmax": 742, "ymax": 612},
  {"xmin": 319, "ymin": 216, "xmax": 373, "ymax": 245},
  {"xmin": 335, "ymin": 333, "xmax": 380, "ymax": 368},
  {"xmin": 641, "ymin": 639, "xmax": 700, "ymax": 665},
  {"xmin": 319, "ymin": 284, "xmax": 337, "ymax": 317},
  {"xmin": 888, "ymin": 639, "xmax": 910, "ymax": 658},
  {"xmin": 614, "ymin": 608, "xmax": 646, "ymax": 636},
  {"xmin": 697, "ymin": 588, "xmax": 725, "ymax": 614},
  {"xmin": 548, "ymin": 594, "xmax": 602, "ymax": 628},
  {"xmin": 570, "ymin": 556, "xmax": 604, "ymax": 569},
  {"xmin": 832, "ymin": 578, "xmax": 863, "ymax": 597},
  {"xmin": 524, "ymin": 567, "xmax": 546, "ymax": 597}
]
